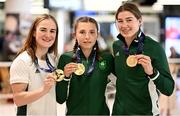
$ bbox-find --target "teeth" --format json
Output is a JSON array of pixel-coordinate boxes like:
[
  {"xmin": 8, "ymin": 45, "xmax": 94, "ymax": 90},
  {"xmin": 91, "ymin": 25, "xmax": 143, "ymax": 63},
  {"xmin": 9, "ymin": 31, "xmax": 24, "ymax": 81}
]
[
  {"xmin": 43, "ymin": 39, "xmax": 51, "ymax": 42},
  {"xmin": 122, "ymin": 30, "xmax": 129, "ymax": 33},
  {"xmin": 122, "ymin": 28, "xmax": 130, "ymax": 32}
]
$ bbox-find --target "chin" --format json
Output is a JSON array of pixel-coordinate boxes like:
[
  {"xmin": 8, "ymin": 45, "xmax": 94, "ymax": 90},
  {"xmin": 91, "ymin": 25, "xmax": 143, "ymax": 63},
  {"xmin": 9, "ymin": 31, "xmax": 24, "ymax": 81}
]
[
  {"xmin": 41, "ymin": 45, "xmax": 52, "ymax": 49},
  {"xmin": 123, "ymin": 34, "xmax": 134, "ymax": 39},
  {"xmin": 81, "ymin": 46, "xmax": 93, "ymax": 50}
]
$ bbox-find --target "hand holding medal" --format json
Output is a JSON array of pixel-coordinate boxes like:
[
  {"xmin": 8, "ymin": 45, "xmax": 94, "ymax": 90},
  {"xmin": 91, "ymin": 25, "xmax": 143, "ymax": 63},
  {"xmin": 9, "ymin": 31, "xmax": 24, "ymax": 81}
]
[
  {"xmin": 64, "ymin": 63, "xmax": 85, "ymax": 77},
  {"xmin": 48, "ymin": 62, "xmax": 86, "ymax": 81},
  {"xmin": 135, "ymin": 54, "xmax": 153, "ymax": 75}
]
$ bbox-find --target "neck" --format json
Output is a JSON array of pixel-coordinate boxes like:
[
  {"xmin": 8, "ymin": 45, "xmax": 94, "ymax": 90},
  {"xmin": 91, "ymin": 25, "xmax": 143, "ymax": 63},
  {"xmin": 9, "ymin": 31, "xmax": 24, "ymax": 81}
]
[
  {"xmin": 36, "ymin": 48, "xmax": 48, "ymax": 60},
  {"xmin": 82, "ymin": 48, "xmax": 93, "ymax": 59},
  {"xmin": 125, "ymin": 38, "xmax": 133, "ymax": 47},
  {"xmin": 125, "ymin": 33, "xmax": 137, "ymax": 47}
]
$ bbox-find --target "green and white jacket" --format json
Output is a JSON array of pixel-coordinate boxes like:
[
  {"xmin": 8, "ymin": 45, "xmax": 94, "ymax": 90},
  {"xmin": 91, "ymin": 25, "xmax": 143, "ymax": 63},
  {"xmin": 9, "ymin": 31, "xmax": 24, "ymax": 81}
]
[
  {"xmin": 56, "ymin": 50, "xmax": 114, "ymax": 115},
  {"xmin": 112, "ymin": 33, "xmax": 174, "ymax": 115}
]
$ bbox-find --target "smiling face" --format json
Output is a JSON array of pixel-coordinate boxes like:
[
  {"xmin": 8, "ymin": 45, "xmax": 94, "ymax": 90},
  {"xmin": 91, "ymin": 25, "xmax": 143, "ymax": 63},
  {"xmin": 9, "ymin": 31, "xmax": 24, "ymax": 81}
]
[
  {"xmin": 74, "ymin": 22, "xmax": 98, "ymax": 51},
  {"xmin": 34, "ymin": 19, "xmax": 57, "ymax": 51},
  {"xmin": 116, "ymin": 11, "xmax": 142, "ymax": 40}
]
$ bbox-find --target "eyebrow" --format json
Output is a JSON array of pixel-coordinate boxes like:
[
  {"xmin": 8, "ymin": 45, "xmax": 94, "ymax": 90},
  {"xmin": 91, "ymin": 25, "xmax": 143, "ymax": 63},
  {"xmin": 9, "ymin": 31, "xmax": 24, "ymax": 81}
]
[
  {"xmin": 126, "ymin": 17, "xmax": 133, "ymax": 19},
  {"xmin": 39, "ymin": 27, "xmax": 46, "ymax": 29},
  {"xmin": 118, "ymin": 17, "xmax": 134, "ymax": 20},
  {"xmin": 39, "ymin": 27, "xmax": 56, "ymax": 30}
]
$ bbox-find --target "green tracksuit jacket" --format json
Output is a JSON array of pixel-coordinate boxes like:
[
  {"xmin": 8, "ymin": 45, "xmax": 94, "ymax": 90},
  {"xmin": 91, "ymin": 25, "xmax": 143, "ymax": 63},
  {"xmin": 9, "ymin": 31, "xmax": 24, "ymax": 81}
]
[
  {"xmin": 112, "ymin": 34, "xmax": 175, "ymax": 115},
  {"xmin": 56, "ymin": 50, "xmax": 114, "ymax": 115}
]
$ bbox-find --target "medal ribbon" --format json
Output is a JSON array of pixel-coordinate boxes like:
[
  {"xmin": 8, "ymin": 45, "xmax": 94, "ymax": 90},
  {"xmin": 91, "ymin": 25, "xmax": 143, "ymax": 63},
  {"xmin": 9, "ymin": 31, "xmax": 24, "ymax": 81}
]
[
  {"xmin": 122, "ymin": 30, "xmax": 145, "ymax": 55},
  {"xmin": 76, "ymin": 47, "xmax": 96, "ymax": 76},
  {"xmin": 35, "ymin": 54, "xmax": 56, "ymax": 73}
]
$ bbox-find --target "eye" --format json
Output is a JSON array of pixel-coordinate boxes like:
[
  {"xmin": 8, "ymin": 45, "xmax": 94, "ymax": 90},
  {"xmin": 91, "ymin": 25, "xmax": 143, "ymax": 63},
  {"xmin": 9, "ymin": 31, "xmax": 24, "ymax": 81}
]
[
  {"xmin": 50, "ymin": 29, "xmax": 56, "ymax": 33},
  {"xmin": 79, "ymin": 30, "xmax": 85, "ymax": 34},
  {"xmin": 126, "ymin": 19, "xmax": 132, "ymax": 22},
  {"xmin": 117, "ymin": 20, "xmax": 123, "ymax": 23},
  {"xmin": 40, "ymin": 29, "xmax": 46, "ymax": 32},
  {"xmin": 90, "ymin": 31, "xmax": 95, "ymax": 34}
]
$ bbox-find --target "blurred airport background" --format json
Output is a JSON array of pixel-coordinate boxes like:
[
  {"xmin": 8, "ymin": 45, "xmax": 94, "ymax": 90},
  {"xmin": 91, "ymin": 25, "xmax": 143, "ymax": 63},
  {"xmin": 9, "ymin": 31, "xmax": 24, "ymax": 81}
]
[{"xmin": 0, "ymin": 0, "xmax": 180, "ymax": 116}]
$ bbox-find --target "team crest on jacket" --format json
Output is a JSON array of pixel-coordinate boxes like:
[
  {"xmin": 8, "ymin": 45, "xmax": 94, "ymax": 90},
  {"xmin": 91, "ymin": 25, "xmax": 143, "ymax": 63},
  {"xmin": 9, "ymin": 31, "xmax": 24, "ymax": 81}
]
[
  {"xmin": 115, "ymin": 52, "xmax": 119, "ymax": 56},
  {"xmin": 99, "ymin": 60, "xmax": 106, "ymax": 70}
]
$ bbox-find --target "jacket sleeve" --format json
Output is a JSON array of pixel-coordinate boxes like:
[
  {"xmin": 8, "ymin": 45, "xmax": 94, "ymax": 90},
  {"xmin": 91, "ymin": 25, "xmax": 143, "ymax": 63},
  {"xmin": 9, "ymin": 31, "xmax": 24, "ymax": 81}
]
[
  {"xmin": 56, "ymin": 54, "xmax": 70, "ymax": 104},
  {"xmin": 108, "ymin": 52, "xmax": 115, "ymax": 75},
  {"xmin": 112, "ymin": 41, "xmax": 119, "ymax": 76},
  {"xmin": 151, "ymin": 44, "xmax": 175, "ymax": 96}
]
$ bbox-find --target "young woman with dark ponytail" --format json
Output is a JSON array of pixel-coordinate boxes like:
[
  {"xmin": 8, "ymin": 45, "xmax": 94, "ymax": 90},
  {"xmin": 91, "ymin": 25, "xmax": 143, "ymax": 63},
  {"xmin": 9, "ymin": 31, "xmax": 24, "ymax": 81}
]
[{"xmin": 56, "ymin": 16, "xmax": 114, "ymax": 115}]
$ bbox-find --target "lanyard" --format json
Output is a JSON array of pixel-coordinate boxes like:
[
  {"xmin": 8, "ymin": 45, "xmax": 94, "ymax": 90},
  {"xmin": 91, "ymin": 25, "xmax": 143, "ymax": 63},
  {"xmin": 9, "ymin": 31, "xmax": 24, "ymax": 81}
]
[
  {"xmin": 123, "ymin": 31, "xmax": 145, "ymax": 56},
  {"xmin": 76, "ymin": 47, "xmax": 96, "ymax": 76},
  {"xmin": 34, "ymin": 54, "xmax": 55, "ymax": 73}
]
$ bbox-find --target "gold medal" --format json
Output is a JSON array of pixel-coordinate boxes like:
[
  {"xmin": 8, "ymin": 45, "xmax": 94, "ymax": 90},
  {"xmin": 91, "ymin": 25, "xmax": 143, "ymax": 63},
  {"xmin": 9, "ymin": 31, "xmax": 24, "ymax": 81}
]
[
  {"xmin": 51, "ymin": 69, "xmax": 65, "ymax": 82},
  {"xmin": 74, "ymin": 63, "xmax": 85, "ymax": 75},
  {"xmin": 126, "ymin": 55, "xmax": 137, "ymax": 67}
]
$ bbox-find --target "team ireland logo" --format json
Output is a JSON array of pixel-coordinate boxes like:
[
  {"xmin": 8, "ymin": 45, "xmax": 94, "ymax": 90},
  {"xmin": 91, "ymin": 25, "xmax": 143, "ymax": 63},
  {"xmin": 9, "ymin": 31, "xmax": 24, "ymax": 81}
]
[{"xmin": 99, "ymin": 60, "xmax": 106, "ymax": 70}]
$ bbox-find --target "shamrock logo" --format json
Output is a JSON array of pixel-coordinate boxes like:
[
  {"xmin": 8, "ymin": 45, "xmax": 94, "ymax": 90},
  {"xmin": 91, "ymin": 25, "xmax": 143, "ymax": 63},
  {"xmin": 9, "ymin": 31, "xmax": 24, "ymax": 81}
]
[{"xmin": 99, "ymin": 60, "xmax": 106, "ymax": 70}]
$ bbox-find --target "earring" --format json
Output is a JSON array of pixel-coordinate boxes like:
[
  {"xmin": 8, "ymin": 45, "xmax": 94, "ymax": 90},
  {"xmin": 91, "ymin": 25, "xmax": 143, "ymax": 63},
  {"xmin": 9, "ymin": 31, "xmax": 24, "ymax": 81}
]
[{"xmin": 94, "ymin": 47, "xmax": 96, "ymax": 51}]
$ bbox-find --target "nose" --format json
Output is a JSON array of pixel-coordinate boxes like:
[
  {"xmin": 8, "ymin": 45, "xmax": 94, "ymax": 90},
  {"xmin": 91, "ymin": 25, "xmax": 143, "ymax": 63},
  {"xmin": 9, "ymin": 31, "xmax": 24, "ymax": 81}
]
[
  {"xmin": 45, "ymin": 31, "xmax": 52, "ymax": 38},
  {"xmin": 120, "ymin": 21, "xmax": 128, "ymax": 28},
  {"xmin": 85, "ymin": 33, "xmax": 90, "ymax": 39}
]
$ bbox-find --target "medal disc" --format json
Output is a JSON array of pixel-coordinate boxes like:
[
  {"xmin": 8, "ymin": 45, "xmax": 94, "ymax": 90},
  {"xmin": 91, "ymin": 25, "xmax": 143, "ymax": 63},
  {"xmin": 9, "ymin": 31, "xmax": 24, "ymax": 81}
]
[
  {"xmin": 126, "ymin": 55, "xmax": 137, "ymax": 67},
  {"xmin": 52, "ymin": 69, "xmax": 64, "ymax": 82},
  {"xmin": 74, "ymin": 63, "xmax": 85, "ymax": 75}
]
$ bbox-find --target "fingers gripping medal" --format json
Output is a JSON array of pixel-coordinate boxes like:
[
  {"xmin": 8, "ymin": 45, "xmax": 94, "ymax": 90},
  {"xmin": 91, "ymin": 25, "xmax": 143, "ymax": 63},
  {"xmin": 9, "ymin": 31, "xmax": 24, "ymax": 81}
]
[
  {"xmin": 52, "ymin": 69, "xmax": 65, "ymax": 82},
  {"xmin": 74, "ymin": 63, "xmax": 85, "ymax": 75},
  {"xmin": 126, "ymin": 55, "xmax": 137, "ymax": 67}
]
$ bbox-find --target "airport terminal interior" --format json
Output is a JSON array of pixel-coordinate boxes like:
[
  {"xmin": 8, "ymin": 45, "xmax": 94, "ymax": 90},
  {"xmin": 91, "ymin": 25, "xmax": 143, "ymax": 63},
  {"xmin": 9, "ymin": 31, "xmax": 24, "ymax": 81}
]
[{"xmin": 1, "ymin": 0, "xmax": 180, "ymax": 115}]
